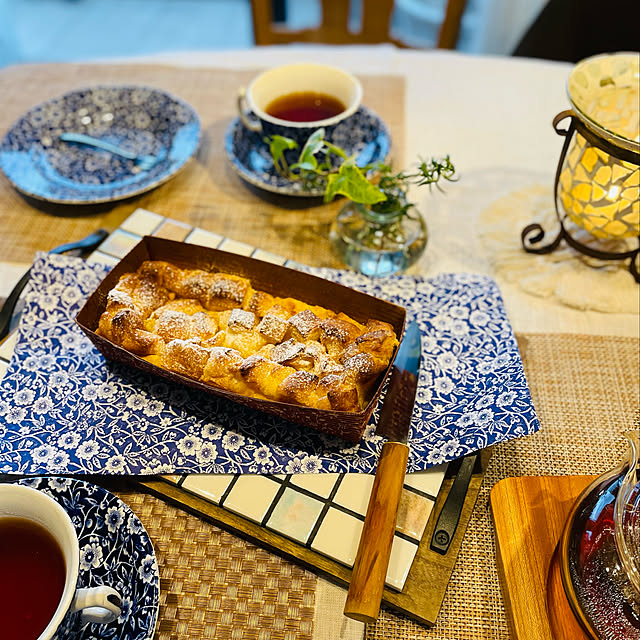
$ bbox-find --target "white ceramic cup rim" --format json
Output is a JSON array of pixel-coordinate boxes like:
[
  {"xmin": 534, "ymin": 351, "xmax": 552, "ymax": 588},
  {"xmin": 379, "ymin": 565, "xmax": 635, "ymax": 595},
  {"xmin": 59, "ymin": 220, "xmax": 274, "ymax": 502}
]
[
  {"xmin": 244, "ymin": 62, "xmax": 363, "ymax": 128},
  {"xmin": 0, "ymin": 484, "xmax": 79, "ymax": 639}
]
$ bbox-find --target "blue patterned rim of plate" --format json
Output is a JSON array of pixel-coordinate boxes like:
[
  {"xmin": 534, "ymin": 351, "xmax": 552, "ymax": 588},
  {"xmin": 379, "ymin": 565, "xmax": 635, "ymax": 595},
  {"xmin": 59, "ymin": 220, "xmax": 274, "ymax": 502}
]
[
  {"xmin": 224, "ymin": 105, "xmax": 391, "ymax": 197},
  {"xmin": 16, "ymin": 476, "xmax": 160, "ymax": 640},
  {"xmin": 0, "ymin": 85, "xmax": 201, "ymax": 204}
]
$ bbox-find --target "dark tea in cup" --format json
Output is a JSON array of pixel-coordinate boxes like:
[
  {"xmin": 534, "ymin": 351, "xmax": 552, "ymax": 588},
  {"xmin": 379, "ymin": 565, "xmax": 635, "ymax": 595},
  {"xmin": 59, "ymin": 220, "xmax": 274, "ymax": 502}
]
[
  {"xmin": 0, "ymin": 517, "xmax": 66, "ymax": 640},
  {"xmin": 237, "ymin": 63, "xmax": 362, "ymax": 148},
  {"xmin": 266, "ymin": 91, "xmax": 346, "ymax": 123},
  {"xmin": 0, "ymin": 483, "xmax": 122, "ymax": 640}
]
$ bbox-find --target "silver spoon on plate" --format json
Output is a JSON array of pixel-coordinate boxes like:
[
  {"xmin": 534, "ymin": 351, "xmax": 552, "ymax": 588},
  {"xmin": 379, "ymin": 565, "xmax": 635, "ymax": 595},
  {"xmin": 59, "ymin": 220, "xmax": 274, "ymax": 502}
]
[{"xmin": 59, "ymin": 132, "xmax": 163, "ymax": 171}]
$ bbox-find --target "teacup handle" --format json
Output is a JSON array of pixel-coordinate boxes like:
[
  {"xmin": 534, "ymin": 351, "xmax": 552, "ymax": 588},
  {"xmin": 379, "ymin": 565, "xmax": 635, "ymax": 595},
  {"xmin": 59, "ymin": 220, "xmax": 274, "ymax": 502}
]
[
  {"xmin": 72, "ymin": 586, "xmax": 122, "ymax": 624},
  {"xmin": 237, "ymin": 88, "xmax": 262, "ymax": 133}
]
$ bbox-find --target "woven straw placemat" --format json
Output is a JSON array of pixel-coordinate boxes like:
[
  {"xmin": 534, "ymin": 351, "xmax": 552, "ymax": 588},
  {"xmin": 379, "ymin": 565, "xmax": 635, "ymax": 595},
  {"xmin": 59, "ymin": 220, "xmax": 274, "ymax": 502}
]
[
  {"xmin": 113, "ymin": 489, "xmax": 316, "ymax": 640},
  {"xmin": 0, "ymin": 63, "xmax": 404, "ymax": 268},
  {"xmin": 105, "ymin": 333, "xmax": 638, "ymax": 640},
  {"xmin": 366, "ymin": 332, "xmax": 639, "ymax": 640}
]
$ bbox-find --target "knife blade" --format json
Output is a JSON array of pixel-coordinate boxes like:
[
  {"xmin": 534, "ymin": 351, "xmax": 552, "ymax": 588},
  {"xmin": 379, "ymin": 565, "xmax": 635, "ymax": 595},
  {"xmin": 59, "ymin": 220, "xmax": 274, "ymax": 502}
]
[
  {"xmin": 0, "ymin": 229, "xmax": 109, "ymax": 341},
  {"xmin": 343, "ymin": 320, "xmax": 421, "ymax": 623}
]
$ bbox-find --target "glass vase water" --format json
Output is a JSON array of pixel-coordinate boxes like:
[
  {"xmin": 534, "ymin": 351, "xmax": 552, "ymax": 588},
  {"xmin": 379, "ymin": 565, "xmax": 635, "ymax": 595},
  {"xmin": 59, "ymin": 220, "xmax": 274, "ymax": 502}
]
[{"xmin": 329, "ymin": 202, "xmax": 427, "ymax": 277}]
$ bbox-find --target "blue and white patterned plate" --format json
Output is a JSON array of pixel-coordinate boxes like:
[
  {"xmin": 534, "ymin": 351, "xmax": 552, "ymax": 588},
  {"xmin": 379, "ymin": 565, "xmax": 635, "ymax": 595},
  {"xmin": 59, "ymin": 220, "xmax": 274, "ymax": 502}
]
[
  {"xmin": 0, "ymin": 85, "xmax": 200, "ymax": 204},
  {"xmin": 15, "ymin": 477, "xmax": 159, "ymax": 640},
  {"xmin": 224, "ymin": 105, "xmax": 391, "ymax": 196}
]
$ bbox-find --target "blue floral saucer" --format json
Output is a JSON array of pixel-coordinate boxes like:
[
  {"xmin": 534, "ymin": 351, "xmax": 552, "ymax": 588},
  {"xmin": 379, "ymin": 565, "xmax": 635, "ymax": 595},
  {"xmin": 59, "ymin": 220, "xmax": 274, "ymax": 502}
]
[
  {"xmin": 224, "ymin": 105, "xmax": 391, "ymax": 197},
  {"xmin": 16, "ymin": 477, "xmax": 159, "ymax": 640},
  {"xmin": 0, "ymin": 85, "xmax": 200, "ymax": 204}
]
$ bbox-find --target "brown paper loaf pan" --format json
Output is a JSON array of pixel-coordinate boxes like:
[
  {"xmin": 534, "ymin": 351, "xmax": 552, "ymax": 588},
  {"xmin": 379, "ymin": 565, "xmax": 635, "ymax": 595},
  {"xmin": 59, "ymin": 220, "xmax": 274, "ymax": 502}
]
[{"xmin": 75, "ymin": 236, "xmax": 406, "ymax": 442}]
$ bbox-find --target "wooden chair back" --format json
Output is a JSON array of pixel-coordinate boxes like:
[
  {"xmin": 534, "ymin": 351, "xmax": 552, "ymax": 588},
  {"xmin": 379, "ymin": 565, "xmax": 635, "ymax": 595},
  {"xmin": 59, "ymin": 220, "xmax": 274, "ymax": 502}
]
[{"xmin": 250, "ymin": 0, "xmax": 467, "ymax": 49}]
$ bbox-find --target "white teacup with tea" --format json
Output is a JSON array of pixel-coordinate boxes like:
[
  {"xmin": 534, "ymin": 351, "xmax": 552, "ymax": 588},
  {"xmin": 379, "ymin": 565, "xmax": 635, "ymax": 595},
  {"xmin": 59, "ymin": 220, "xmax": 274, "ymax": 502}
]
[
  {"xmin": 0, "ymin": 484, "xmax": 122, "ymax": 639},
  {"xmin": 237, "ymin": 62, "xmax": 363, "ymax": 147}
]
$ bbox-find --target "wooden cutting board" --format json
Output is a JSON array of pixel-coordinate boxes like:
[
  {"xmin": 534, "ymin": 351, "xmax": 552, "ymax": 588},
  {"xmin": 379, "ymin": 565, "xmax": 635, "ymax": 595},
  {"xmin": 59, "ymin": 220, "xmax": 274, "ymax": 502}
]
[{"xmin": 490, "ymin": 475, "xmax": 597, "ymax": 640}]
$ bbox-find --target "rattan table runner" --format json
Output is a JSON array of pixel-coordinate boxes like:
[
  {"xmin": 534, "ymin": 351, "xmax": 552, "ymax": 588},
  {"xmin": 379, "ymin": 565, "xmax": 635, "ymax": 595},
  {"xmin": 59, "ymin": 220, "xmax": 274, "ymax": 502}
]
[
  {"xmin": 104, "ymin": 332, "xmax": 638, "ymax": 640},
  {"xmin": 0, "ymin": 62, "xmax": 404, "ymax": 268}
]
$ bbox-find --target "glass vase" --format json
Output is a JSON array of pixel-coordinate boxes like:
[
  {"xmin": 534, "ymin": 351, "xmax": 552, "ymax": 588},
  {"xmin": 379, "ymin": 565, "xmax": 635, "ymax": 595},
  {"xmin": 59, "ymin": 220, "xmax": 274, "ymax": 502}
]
[{"xmin": 329, "ymin": 202, "xmax": 427, "ymax": 277}]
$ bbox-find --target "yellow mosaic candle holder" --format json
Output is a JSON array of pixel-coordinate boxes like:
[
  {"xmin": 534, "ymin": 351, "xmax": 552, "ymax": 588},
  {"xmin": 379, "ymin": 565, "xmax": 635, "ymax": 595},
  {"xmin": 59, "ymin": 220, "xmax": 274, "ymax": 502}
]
[{"xmin": 522, "ymin": 52, "xmax": 640, "ymax": 282}]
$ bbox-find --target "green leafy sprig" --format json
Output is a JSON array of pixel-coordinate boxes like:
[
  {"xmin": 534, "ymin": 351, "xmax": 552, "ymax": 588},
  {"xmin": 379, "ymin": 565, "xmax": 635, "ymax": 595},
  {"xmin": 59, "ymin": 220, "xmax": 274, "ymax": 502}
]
[{"xmin": 266, "ymin": 128, "xmax": 457, "ymax": 216}]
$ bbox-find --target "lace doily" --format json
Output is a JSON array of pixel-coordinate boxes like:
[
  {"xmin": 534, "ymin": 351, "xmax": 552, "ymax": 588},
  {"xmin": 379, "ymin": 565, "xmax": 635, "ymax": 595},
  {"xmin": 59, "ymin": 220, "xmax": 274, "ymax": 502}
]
[{"xmin": 478, "ymin": 184, "xmax": 638, "ymax": 314}]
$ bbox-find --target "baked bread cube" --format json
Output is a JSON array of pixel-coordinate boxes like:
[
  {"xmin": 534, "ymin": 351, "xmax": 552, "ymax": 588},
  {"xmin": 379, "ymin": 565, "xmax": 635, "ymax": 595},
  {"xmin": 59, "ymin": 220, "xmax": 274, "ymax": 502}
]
[{"xmin": 96, "ymin": 260, "xmax": 399, "ymax": 413}]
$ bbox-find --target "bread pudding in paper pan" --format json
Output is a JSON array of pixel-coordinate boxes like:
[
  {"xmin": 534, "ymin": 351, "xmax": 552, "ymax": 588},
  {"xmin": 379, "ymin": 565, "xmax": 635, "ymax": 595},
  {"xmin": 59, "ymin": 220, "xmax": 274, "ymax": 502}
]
[{"xmin": 76, "ymin": 237, "xmax": 406, "ymax": 442}]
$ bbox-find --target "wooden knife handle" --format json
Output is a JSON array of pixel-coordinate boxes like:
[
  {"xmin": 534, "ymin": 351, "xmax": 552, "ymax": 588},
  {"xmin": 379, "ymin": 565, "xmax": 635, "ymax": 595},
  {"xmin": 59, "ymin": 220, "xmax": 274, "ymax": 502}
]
[{"xmin": 343, "ymin": 441, "xmax": 409, "ymax": 623}]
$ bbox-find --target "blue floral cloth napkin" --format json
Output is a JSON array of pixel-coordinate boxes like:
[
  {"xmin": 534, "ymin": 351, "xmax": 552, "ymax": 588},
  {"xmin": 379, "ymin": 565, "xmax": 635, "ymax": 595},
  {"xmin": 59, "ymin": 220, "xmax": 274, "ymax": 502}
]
[{"xmin": 0, "ymin": 254, "xmax": 539, "ymax": 475}]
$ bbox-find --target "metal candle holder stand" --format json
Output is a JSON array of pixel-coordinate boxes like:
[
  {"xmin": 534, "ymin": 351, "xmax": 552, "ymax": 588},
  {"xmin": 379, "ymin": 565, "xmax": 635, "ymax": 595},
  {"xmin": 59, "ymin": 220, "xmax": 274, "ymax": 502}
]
[{"xmin": 521, "ymin": 109, "xmax": 640, "ymax": 283}]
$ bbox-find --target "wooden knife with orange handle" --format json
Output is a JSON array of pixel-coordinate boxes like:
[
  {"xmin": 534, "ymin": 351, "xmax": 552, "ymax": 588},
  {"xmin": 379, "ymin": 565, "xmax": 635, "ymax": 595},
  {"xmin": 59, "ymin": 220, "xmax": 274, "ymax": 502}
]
[{"xmin": 343, "ymin": 320, "xmax": 421, "ymax": 623}]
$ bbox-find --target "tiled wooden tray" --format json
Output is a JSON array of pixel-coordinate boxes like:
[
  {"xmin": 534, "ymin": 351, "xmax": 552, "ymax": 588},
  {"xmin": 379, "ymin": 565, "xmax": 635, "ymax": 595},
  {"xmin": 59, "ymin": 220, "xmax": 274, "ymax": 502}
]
[
  {"xmin": 95, "ymin": 210, "xmax": 491, "ymax": 625},
  {"xmin": 0, "ymin": 209, "xmax": 491, "ymax": 626}
]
